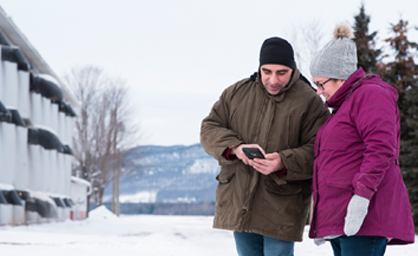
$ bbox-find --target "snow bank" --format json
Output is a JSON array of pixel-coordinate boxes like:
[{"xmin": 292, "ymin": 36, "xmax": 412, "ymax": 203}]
[{"xmin": 88, "ymin": 205, "xmax": 118, "ymax": 221}]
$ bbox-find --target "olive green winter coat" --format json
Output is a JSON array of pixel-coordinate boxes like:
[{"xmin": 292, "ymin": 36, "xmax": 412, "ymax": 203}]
[{"xmin": 200, "ymin": 67, "xmax": 329, "ymax": 241}]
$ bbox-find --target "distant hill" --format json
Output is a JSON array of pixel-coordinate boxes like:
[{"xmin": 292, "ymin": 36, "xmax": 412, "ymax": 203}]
[{"xmin": 103, "ymin": 143, "xmax": 220, "ymax": 204}]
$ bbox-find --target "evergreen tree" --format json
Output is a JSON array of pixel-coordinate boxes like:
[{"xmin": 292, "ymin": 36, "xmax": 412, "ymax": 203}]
[
  {"xmin": 378, "ymin": 20, "xmax": 418, "ymax": 232},
  {"xmin": 353, "ymin": 4, "xmax": 382, "ymax": 73}
]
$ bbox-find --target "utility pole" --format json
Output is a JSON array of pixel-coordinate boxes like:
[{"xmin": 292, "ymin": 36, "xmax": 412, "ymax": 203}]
[
  {"xmin": 111, "ymin": 149, "xmax": 120, "ymax": 216},
  {"xmin": 81, "ymin": 152, "xmax": 90, "ymax": 217}
]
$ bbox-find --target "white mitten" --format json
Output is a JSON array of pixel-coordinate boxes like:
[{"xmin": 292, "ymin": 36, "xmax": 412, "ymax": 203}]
[{"xmin": 344, "ymin": 195, "xmax": 370, "ymax": 236}]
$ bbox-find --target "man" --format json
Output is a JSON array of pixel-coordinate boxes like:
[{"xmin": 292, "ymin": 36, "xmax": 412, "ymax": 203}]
[{"xmin": 200, "ymin": 37, "xmax": 329, "ymax": 256}]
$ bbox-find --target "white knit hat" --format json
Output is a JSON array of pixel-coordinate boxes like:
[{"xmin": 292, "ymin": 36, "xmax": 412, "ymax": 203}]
[{"xmin": 310, "ymin": 23, "xmax": 358, "ymax": 80}]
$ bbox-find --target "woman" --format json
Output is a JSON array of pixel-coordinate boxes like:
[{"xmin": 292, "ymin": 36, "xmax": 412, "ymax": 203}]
[{"xmin": 308, "ymin": 23, "xmax": 415, "ymax": 256}]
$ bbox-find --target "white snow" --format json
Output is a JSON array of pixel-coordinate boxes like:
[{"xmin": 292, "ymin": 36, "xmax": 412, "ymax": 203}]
[
  {"xmin": 0, "ymin": 206, "xmax": 416, "ymax": 256},
  {"xmin": 37, "ymin": 73, "xmax": 61, "ymax": 88},
  {"xmin": 188, "ymin": 159, "xmax": 219, "ymax": 174},
  {"xmin": 29, "ymin": 191, "xmax": 58, "ymax": 206},
  {"xmin": 33, "ymin": 124, "xmax": 60, "ymax": 137},
  {"xmin": 0, "ymin": 183, "xmax": 14, "ymax": 190},
  {"xmin": 70, "ymin": 176, "xmax": 92, "ymax": 188},
  {"xmin": 118, "ymin": 191, "xmax": 158, "ymax": 203}
]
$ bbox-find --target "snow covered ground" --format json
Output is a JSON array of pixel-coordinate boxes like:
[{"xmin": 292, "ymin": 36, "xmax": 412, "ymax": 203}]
[{"xmin": 0, "ymin": 206, "xmax": 416, "ymax": 256}]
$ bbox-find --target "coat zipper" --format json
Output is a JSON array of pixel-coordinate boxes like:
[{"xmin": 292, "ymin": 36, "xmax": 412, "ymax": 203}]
[
  {"xmin": 311, "ymin": 113, "xmax": 334, "ymax": 238},
  {"xmin": 242, "ymin": 96, "xmax": 268, "ymax": 228},
  {"xmin": 253, "ymin": 96, "xmax": 268, "ymax": 143}
]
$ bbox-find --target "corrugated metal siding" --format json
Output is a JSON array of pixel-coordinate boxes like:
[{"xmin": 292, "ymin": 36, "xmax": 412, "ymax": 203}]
[{"xmin": 0, "ymin": 6, "xmax": 88, "ymax": 225}]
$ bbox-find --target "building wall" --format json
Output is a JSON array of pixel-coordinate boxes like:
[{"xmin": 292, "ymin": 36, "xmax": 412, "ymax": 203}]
[{"xmin": 0, "ymin": 7, "xmax": 90, "ymax": 225}]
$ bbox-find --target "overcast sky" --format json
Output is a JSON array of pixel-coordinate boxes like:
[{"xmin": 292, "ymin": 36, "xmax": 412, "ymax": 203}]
[{"xmin": 1, "ymin": 0, "xmax": 417, "ymax": 146}]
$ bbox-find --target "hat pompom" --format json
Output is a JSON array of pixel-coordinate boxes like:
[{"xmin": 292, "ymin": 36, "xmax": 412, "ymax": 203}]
[{"xmin": 333, "ymin": 23, "xmax": 355, "ymax": 39}]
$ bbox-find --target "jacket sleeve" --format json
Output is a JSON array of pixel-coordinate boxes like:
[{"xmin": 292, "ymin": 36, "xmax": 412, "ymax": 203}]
[
  {"xmin": 351, "ymin": 85, "xmax": 399, "ymax": 200},
  {"xmin": 200, "ymin": 86, "xmax": 244, "ymax": 165},
  {"xmin": 279, "ymin": 94, "xmax": 330, "ymax": 181}
]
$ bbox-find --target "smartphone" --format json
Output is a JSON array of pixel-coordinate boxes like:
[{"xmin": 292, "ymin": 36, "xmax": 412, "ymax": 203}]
[{"xmin": 242, "ymin": 147, "xmax": 265, "ymax": 159}]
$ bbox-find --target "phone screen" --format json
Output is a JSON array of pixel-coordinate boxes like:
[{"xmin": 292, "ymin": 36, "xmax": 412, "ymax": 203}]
[{"xmin": 242, "ymin": 147, "xmax": 265, "ymax": 159}]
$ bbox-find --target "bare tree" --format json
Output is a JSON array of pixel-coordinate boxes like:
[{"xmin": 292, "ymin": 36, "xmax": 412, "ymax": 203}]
[
  {"xmin": 286, "ymin": 19, "xmax": 326, "ymax": 84},
  {"xmin": 303, "ymin": 19, "xmax": 326, "ymax": 64},
  {"xmin": 63, "ymin": 65, "xmax": 139, "ymax": 213}
]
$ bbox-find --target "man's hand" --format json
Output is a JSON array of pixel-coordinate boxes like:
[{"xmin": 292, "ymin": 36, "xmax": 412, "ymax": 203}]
[
  {"xmin": 231, "ymin": 144, "xmax": 265, "ymax": 165},
  {"xmin": 249, "ymin": 152, "xmax": 285, "ymax": 175}
]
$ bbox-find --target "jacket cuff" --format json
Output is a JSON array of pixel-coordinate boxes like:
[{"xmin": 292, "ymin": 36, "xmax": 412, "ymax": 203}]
[
  {"xmin": 275, "ymin": 167, "xmax": 287, "ymax": 177},
  {"xmin": 354, "ymin": 183, "xmax": 375, "ymax": 200},
  {"xmin": 223, "ymin": 148, "xmax": 237, "ymax": 160}
]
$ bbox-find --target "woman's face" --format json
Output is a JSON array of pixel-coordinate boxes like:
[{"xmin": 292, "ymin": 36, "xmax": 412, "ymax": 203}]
[{"xmin": 313, "ymin": 76, "xmax": 344, "ymax": 101}]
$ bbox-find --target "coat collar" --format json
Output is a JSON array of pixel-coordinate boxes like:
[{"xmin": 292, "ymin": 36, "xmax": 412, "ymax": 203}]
[{"xmin": 325, "ymin": 67, "xmax": 366, "ymax": 110}]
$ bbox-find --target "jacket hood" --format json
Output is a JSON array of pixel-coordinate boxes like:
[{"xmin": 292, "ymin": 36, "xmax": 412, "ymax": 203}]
[{"xmin": 326, "ymin": 67, "xmax": 398, "ymax": 110}]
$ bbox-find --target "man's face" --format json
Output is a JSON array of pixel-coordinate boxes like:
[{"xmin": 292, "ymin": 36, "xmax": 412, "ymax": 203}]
[{"xmin": 260, "ymin": 64, "xmax": 293, "ymax": 95}]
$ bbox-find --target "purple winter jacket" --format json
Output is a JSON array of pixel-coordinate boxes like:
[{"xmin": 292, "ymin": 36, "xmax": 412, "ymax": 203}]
[{"xmin": 309, "ymin": 68, "xmax": 415, "ymax": 245}]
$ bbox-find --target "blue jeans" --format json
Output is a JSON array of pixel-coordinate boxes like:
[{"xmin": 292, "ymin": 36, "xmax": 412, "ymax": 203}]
[
  {"xmin": 330, "ymin": 236, "xmax": 387, "ymax": 256},
  {"xmin": 233, "ymin": 231, "xmax": 294, "ymax": 256}
]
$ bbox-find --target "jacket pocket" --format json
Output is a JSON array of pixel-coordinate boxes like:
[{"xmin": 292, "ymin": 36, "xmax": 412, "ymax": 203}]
[
  {"xmin": 216, "ymin": 166, "xmax": 236, "ymax": 184},
  {"xmin": 263, "ymin": 175, "xmax": 302, "ymax": 195},
  {"xmin": 215, "ymin": 165, "xmax": 237, "ymax": 212}
]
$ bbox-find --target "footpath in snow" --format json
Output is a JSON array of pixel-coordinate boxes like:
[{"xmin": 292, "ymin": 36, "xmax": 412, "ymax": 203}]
[{"xmin": 0, "ymin": 206, "xmax": 416, "ymax": 256}]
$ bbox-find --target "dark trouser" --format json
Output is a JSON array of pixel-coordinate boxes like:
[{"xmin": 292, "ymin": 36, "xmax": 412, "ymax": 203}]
[
  {"xmin": 330, "ymin": 236, "xmax": 387, "ymax": 256},
  {"xmin": 233, "ymin": 231, "xmax": 294, "ymax": 256}
]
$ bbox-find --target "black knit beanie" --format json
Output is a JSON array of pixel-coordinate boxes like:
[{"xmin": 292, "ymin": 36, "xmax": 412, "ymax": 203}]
[{"xmin": 259, "ymin": 37, "xmax": 295, "ymax": 69}]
